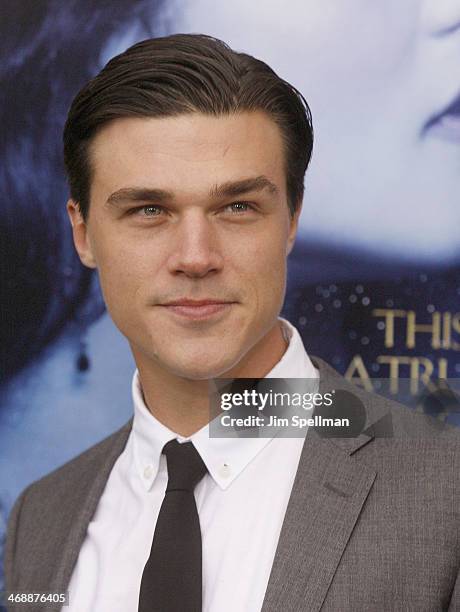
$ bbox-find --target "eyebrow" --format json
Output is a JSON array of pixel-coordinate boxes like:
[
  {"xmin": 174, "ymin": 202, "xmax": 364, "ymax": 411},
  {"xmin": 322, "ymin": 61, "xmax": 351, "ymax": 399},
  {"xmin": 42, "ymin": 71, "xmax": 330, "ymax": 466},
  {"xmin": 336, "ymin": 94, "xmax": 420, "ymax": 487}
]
[{"xmin": 105, "ymin": 175, "xmax": 278, "ymax": 207}]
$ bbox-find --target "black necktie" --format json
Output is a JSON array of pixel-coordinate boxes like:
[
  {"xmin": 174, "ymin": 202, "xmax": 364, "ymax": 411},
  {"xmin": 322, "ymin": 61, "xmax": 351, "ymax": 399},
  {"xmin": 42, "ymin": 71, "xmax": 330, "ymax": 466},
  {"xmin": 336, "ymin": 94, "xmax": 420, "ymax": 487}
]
[{"xmin": 138, "ymin": 439, "xmax": 208, "ymax": 612}]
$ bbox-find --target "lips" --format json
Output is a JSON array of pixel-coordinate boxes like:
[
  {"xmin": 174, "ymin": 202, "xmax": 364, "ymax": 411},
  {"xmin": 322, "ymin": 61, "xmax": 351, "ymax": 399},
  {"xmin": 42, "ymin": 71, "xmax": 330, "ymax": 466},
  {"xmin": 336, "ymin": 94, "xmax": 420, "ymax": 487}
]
[
  {"xmin": 163, "ymin": 299, "xmax": 230, "ymax": 307},
  {"xmin": 159, "ymin": 299, "xmax": 236, "ymax": 321},
  {"xmin": 425, "ymin": 90, "xmax": 460, "ymax": 142}
]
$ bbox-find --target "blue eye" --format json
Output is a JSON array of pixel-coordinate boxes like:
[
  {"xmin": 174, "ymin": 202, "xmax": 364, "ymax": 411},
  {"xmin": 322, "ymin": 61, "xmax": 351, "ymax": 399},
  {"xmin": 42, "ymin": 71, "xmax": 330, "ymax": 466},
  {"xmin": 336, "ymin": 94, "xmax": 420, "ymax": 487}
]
[
  {"xmin": 226, "ymin": 202, "xmax": 252, "ymax": 213},
  {"xmin": 129, "ymin": 205, "xmax": 163, "ymax": 217},
  {"xmin": 141, "ymin": 205, "xmax": 162, "ymax": 216}
]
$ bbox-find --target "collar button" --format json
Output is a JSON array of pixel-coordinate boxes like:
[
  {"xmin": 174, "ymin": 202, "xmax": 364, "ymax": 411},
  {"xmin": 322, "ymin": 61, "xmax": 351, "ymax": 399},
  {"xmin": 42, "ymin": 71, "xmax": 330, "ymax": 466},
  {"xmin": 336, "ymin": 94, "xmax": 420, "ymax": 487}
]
[
  {"xmin": 143, "ymin": 464, "xmax": 154, "ymax": 479},
  {"xmin": 218, "ymin": 464, "xmax": 231, "ymax": 479}
]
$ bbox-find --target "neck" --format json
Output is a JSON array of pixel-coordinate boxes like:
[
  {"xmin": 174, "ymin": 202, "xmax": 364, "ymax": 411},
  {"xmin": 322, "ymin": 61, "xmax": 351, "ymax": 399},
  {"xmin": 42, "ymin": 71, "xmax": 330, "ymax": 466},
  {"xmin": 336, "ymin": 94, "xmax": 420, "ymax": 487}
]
[{"xmin": 133, "ymin": 320, "xmax": 288, "ymax": 437}]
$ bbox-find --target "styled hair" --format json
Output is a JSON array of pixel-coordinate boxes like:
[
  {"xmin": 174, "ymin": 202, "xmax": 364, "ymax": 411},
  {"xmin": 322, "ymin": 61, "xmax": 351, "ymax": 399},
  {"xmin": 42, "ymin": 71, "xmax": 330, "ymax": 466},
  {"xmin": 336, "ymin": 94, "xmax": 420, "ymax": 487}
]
[{"xmin": 63, "ymin": 33, "xmax": 313, "ymax": 221}]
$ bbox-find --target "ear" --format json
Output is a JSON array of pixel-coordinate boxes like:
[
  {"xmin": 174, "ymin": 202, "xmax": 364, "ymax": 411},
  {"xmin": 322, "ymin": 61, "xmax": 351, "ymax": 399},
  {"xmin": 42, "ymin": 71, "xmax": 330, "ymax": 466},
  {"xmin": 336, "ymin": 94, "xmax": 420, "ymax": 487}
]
[
  {"xmin": 66, "ymin": 200, "xmax": 97, "ymax": 269},
  {"xmin": 286, "ymin": 200, "xmax": 303, "ymax": 256}
]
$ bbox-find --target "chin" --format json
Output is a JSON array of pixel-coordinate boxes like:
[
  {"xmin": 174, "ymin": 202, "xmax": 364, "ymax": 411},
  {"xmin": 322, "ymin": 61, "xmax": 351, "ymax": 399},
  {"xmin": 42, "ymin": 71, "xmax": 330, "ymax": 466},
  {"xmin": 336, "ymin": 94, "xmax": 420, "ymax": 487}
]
[
  {"xmin": 175, "ymin": 363, "xmax": 234, "ymax": 381},
  {"xmin": 167, "ymin": 352, "xmax": 242, "ymax": 381}
]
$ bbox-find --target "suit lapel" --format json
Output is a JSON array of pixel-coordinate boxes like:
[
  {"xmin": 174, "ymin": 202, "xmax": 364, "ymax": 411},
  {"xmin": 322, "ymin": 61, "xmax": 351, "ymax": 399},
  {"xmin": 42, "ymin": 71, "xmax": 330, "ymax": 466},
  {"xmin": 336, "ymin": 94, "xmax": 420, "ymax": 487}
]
[
  {"xmin": 261, "ymin": 357, "xmax": 382, "ymax": 612},
  {"xmin": 261, "ymin": 429, "xmax": 376, "ymax": 612},
  {"xmin": 46, "ymin": 419, "xmax": 133, "ymax": 612}
]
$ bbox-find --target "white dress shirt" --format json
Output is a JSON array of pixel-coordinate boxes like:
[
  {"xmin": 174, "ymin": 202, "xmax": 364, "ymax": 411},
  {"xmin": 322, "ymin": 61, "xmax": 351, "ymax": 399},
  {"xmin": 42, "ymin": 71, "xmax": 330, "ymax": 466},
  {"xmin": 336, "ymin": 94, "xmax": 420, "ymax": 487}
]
[{"xmin": 66, "ymin": 318, "xmax": 318, "ymax": 612}]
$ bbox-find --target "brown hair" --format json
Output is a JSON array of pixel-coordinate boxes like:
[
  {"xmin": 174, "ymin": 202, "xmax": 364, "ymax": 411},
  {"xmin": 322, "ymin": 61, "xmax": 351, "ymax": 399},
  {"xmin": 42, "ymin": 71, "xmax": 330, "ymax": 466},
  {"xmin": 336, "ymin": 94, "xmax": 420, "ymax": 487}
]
[{"xmin": 63, "ymin": 33, "xmax": 313, "ymax": 221}]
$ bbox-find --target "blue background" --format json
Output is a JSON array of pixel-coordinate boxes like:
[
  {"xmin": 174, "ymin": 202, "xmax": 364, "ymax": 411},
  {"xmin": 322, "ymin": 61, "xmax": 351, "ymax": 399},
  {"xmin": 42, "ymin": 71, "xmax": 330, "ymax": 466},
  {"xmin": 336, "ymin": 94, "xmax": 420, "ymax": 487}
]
[{"xmin": 1, "ymin": 0, "xmax": 459, "ymax": 599}]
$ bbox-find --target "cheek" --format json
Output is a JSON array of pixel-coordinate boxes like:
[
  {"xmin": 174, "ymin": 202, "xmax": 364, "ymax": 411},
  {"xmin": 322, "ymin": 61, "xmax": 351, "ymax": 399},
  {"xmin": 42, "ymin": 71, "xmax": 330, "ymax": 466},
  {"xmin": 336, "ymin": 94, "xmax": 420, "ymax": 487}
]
[
  {"xmin": 237, "ymin": 232, "xmax": 288, "ymax": 309},
  {"xmin": 93, "ymin": 237, "xmax": 160, "ymax": 318}
]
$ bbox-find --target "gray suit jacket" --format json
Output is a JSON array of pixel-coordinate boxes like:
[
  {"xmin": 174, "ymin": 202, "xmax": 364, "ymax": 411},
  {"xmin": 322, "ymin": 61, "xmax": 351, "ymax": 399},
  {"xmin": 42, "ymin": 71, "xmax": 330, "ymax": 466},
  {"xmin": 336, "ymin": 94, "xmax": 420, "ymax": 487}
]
[{"xmin": 4, "ymin": 357, "xmax": 460, "ymax": 611}]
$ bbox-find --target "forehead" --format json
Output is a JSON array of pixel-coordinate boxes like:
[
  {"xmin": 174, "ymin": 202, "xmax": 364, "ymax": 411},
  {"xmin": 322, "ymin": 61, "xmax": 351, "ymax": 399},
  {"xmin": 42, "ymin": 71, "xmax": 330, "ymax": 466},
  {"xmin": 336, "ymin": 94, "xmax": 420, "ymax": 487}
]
[{"xmin": 89, "ymin": 111, "xmax": 287, "ymax": 200}]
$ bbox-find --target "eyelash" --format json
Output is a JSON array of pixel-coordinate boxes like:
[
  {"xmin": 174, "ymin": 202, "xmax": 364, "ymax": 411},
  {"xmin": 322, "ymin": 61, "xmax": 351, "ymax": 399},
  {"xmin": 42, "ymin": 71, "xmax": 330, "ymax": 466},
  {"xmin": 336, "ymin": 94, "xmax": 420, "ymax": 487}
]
[{"xmin": 130, "ymin": 201, "xmax": 255, "ymax": 217}]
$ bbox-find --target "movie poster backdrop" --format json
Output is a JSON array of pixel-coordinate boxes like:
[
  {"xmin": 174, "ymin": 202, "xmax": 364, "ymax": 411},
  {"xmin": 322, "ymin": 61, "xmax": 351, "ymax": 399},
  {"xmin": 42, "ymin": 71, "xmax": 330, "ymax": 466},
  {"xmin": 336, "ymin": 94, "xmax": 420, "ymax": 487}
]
[{"xmin": 1, "ymin": 0, "xmax": 459, "ymax": 597}]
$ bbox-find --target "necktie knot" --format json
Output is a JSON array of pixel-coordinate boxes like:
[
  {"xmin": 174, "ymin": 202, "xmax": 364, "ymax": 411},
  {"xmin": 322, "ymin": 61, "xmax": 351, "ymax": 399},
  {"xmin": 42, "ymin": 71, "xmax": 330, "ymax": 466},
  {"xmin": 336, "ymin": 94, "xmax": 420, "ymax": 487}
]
[{"xmin": 163, "ymin": 439, "xmax": 207, "ymax": 493}]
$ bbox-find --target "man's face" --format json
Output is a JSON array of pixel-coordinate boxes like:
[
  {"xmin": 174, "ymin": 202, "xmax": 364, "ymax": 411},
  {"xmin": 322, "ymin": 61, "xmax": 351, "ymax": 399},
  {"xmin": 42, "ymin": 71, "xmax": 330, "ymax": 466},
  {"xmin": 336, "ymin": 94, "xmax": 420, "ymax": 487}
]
[{"xmin": 68, "ymin": 112, "xmax": 300, "ymax": 380}]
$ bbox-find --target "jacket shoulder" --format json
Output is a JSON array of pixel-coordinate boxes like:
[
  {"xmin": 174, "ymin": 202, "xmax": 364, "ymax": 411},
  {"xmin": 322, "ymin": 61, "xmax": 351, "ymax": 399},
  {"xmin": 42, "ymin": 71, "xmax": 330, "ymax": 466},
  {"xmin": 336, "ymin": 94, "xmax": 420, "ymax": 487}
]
[{"xmin": 313, "ymin": 355, "xmax": 460, "ymax": 444}]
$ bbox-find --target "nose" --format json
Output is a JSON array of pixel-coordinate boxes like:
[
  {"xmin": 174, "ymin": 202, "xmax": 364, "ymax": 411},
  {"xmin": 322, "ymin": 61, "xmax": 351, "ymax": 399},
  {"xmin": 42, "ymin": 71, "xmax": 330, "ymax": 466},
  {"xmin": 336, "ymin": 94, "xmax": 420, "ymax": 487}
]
[
  {"xmin": 422, "ymin": 0, "xmax": 460, "ymax": 35},
  {"xmin": 167, "ymin": 212, "xmax": 224, "ymax": 278}
]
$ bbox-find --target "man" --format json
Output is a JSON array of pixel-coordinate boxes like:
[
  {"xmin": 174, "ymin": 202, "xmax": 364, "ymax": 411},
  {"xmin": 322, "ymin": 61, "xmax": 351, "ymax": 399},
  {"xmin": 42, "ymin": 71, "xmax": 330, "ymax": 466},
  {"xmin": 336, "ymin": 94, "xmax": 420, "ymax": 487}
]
[{"xmin": 4, "ymin": 34, "xmax": 460, "ymax": 612}]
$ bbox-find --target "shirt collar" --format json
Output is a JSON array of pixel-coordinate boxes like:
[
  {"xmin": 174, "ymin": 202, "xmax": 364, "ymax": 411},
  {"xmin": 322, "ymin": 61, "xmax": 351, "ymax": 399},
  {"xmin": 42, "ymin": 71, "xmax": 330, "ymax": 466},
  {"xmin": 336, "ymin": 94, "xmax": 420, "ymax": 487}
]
[{"xmin": 131, "ymin": 317, "xmax": 318, "ymax": 491}]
